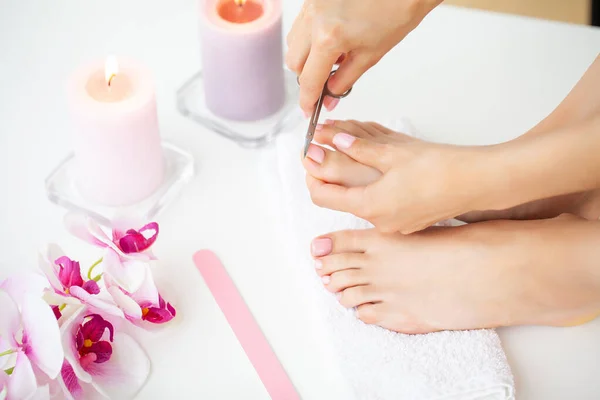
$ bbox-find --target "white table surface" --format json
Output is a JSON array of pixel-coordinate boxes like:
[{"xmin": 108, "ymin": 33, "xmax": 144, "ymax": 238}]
[{"xmin": 1, "ymin": 1, "xmax": 600, "ymax": 399}]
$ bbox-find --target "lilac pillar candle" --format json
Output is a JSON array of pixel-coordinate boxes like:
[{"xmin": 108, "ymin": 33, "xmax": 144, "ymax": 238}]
[{"xmin": 199, "ymin": 0, "xmax": 285, "ymax": 121}]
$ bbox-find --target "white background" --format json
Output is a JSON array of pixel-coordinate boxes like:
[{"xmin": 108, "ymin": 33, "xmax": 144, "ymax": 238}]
[{"xmin": 1, "ymin": 0, "xmax": 600, "ymax": 399}]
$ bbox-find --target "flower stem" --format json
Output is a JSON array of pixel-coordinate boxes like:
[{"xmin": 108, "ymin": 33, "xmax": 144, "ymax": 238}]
[
  {"xmin": 0, "ymin": 349, "xmax": 16, "ymax": 358},
  {"xmin": 87, "ymin": 257, "xmax": 103, "ymax": 280},
  {"xmin": 92, "ymin": 273, "xmax": 103, "ymax": 282}
]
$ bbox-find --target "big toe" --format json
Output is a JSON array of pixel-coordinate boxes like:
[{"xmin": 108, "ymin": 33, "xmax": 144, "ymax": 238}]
[
  {"xmin": 303, "ymin": 144, "xmax": 381, "ymax": 187},
  {"xmin": 311, "ymin": 229, "xmax": 374, "ymax": 257}
]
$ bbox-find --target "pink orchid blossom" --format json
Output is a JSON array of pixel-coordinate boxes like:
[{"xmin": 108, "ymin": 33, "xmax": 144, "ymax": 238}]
[
  {"xmin": 58, "ymin": 308, "xmax": 149, "ymax": 399},
  {"xmin": 38, "ymin": 244, "xmax": 122, "ymax": 319},
  {"xmin": 0, "ymin": 289, "xmax": 63, "ymax": 400},
  {"xmin": 105, "ymin": 267, "xmax": 176, "ymax": 327},
  {"xmin": 64, "ymin": 213, "xmax": 158, "ymax": 258},
  {"xmin": 64, "ymin": 214, "xmax": 158, "ymax": 294}
]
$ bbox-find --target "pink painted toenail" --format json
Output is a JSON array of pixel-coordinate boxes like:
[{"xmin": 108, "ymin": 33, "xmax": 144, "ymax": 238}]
[
  {"xmin": 321, "ymin": 275, "xmax": 330, "ymax": 284},
  {"xmin": 314, "ymin": 259, "xmax": 323, "ymax": 269},
  {"xmin": 333, "ymin": 133, "xmax": 355, "ymax": 149},
  {"xmin": 311, "ymin": 238, "xmax": 332, "ymax": 257},
  {"xmin": 306, "ymin": 145, "xmax": 325, "ymax": 164}
]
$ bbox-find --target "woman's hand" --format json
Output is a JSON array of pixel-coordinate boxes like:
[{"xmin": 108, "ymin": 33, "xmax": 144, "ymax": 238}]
[
  {"xmin": 303, "ymin": 120, "xmax": 490, "ymax": 234},
  {"xmin": 286, "ymin": 0, "xmax": 442, "ymax": 115}
]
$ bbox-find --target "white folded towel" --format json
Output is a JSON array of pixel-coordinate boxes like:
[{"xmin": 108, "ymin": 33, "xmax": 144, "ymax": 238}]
[{"xmin": 268, "ymin": 119, "xmax": 515, "ymax": 400}]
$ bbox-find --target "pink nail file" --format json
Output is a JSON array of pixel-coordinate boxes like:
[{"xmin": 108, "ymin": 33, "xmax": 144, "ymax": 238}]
[{"xmin": 193, "ymin": 250, "xmax": 300, "ymax": 400}]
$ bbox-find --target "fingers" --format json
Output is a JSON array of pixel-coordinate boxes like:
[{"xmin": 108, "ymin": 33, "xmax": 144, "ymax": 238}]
[
  {"xmin": 305, "ymin": 174, "xmax": 368, "ymax": 216},
  {"xmin": 327, "ymin": 52, "xmax": 377, "ymax": 98},
  {"xmin": 332, "ymin": 133, "xmax": 392, "ymax": 171},
  {"xmin": 285, "ymin": 5, "xmax": 310, "ymax": 75},
  {"xmin": 298, "ymin": 48, "xmax": 341, "ymax": 114},
  {"xmin": 303, "ymin": 143, "xmax": 382, "ymax": 187}
]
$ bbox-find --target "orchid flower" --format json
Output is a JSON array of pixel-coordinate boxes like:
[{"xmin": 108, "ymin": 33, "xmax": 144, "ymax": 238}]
[
  {"xmin": 0, "ymin": 288, "xmax": 63, "ymax": 400},
  {"xmin": 105, "ymin": 264, "xmax": 176, "ymax": 327},
  {"xmin": 38, "ymin": 244, "xmax": 122, "ymax": 318},
  {"xmin": 64, "ymin": 214, "xmax": 159, "ymax": 294},
  {"xmin": 58, "ymin": 307, "xmax": 149, "ymax": 399}
]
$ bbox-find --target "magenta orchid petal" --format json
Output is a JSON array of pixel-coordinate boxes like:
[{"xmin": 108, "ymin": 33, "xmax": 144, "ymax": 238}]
[
  {"xmin": 117, "ymin": 222, "xmax": 159, "ymax": 253},
  {"xmin": 0, "ymin": 291, "xmax": 20, "ymax": 348},
  {"xmin": 80, "ymin": 315, "xmax": 114, "ymax": 343},
  {"xmin": 51, "ymin": 305, "xmax": 62, "ymax": 320},
  {"xmin": 7, "ymin": 351, "xmax": 37, "ymax": 400},
  {"xmin": 60, "ymin": 307, "xmax": 93, "ymax": 384},
  {"xmin": 167, "ymin": 302, "xmax": 176, "ymax": 316},
  {"xmin": 106, "ymin": 286, "xmax": 143, "ymax": 320},
  {"xmin": 85, "ymin": 333, "xmax": 150, "ymax": 400},
  {"xmin": 20, "ymin": 293, "xmax": 64, "ymax": 379},
  {"xmin": 60, "ymin": 360, "xmax": 83, "ymax": 400},
  {"xmin": 143, "ymin": 306, "xmax": 175, "ymax": 324},
  {"xmin": 68, "ymin": 286, "xmax": 123, "ymax": 318},
  {"xmin": 56, "ymin": 256, "xmax": 84, "ymax": 289},
  {"xmin": 83, "ymin": 342, "xmax": 112, "ymax": 364},
  {"xmin": 102, "ymin": 249, "xmax": 148, "ymax": 294},
  {"xmin": 81, "ymin": 280, "xmax": 100, "ymax": 295}
]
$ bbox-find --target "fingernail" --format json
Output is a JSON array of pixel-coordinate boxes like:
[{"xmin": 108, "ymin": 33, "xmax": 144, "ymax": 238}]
[
  {"xmin": 335, "ymin": 292, "xmax": 341, "ymax": 301},
  {"xmin": 324, "ymin": 119, "xmax": 335, "ymax": 125},
  {"xmin": 311, "ymin": 237, "xmax": 332, "ymax": 257},
  {"xmin": 315, "ymin": 124, "xmax": 324, "ymax": 131},
  {"xmin": 321, "ymin": 275, "xmax": 330, "ymax": 285},
  {"xmin": 314, "ymin": 259, "xmax": 323, "ymax": 269},
  {"xmin": 333, "ymin": 133, "xmax": 356, "ymax": 149},
  {"xmin": 325, "ymin": 97, "xmax": 340, "ymax": 111},
  {"xmin": 306, "ymin": 145, "xmax": 325, "ymax": 164},
  {"xmin": 302, "ymin": 110, "xmax": 310, "ymax": 119}
]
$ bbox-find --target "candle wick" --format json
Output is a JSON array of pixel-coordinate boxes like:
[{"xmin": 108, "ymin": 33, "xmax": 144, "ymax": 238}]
[{"xmin": 107, "ymin": 74, "xmax": 116, "ymax": 87}]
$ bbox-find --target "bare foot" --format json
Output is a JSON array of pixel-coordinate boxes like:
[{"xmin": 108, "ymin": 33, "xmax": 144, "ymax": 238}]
[
  {"xmin": 311, "ymin": 214, "xmax": 600, "ymax": 333},
  {"xmin": 303, "ymin": 119, "xmax": 600, "ymax": 221},
  {"xmin": 302, "ymin": 119, "xmax": 415, "ymax": 187}
]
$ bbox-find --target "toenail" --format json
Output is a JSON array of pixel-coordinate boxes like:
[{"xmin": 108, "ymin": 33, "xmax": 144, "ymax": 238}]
[
  {"xmin": 306, "ymin": 145, "xmax": 325, "ymax": 164},
  {"xmin": 321, "ymin": 275, "xmax": 330, "ymax": 284},
  {"xmin": 314, "ymin": 259, "xmax": 323, "ymax": 269},
  {"xmin": 311, "ymin": 238, "xmax": 332, "ymax": 257},
  {"xmin": 333, "ymin": 133, "xmax": 356, "ymax": 149}
]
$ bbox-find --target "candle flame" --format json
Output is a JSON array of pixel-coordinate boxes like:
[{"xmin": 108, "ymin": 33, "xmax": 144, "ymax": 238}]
[
  {"xmin": 234, "ymin": 0, "xmax": 246, "ymax": 6},
  {"xmin": 105, "ymin": 55, "xmax": 119, "ymax": 87}
]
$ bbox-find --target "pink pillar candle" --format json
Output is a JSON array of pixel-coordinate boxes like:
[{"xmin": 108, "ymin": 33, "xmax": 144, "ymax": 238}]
[
  {"xmin": 199, "ymin": 0, "xmax": 285, "ymax": 121},
  {"xmin": 67, "ymin": 57, "xmax": 165, "ymax": 206}
]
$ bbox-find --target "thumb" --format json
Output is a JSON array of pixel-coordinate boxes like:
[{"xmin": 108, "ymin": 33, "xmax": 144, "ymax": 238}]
[{"xmin": 332, "ymin": 133, "xmax": 390, "ymax": 171}]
